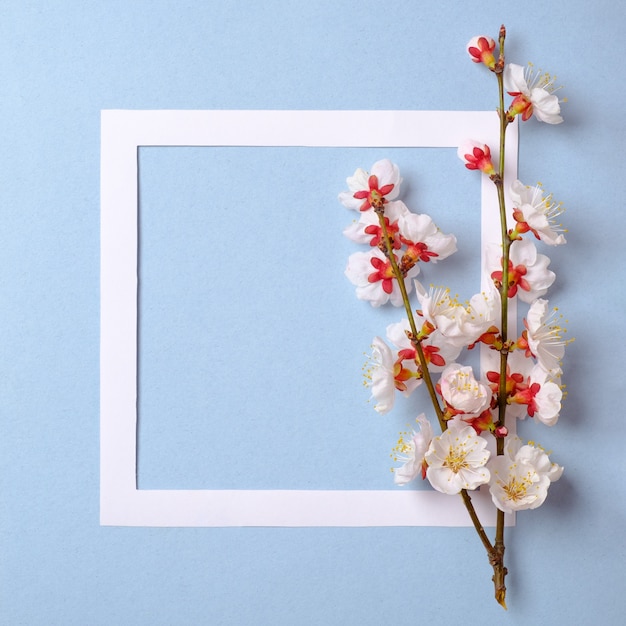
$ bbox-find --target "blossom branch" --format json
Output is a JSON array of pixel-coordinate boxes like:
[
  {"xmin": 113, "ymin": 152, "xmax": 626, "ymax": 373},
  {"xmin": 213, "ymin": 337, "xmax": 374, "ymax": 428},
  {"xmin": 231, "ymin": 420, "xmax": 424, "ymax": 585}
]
[
  {"xmin": 375, "ymin": 206, "xmax": 499, "ymax": 568},
  {"xmin": 494, "ymin": 24, "xmax": 512, "ymax": 440},
  {"xmin": 492, "ymin": 24, "xmax": 511, "ymax": 609},
  {"xmin": 374, "ymin": 207, "xmax": 447, "ymax": 430},
  {"xmin": 460, "ymin": 489, "xmax": 496, "ymax": 556},
  {"xmin": 340, "ymin": 26, "xmax": 567, "ymax": 608}
]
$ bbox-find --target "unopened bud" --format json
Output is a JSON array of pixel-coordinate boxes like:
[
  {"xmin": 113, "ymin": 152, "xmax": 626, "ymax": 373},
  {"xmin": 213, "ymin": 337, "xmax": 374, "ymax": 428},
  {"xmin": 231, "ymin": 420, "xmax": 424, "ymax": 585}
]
[{"xmin": 495, "ymin": 425, "xmax": 509, "ymax": 438}]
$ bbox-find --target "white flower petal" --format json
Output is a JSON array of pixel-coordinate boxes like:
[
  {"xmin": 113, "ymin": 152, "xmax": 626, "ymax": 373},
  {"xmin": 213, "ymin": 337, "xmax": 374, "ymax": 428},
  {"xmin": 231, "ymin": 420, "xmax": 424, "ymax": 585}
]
[
  {"xmin": 530, "ymin": 87, "xmax": 563, "ymax": 124},
  {"xmin": 366, "ymin": 337, "xmax": 396, "ymax": 414},
  {"xmin": 503, "ymin": 63, "xmax": 529, "ymax": 95}
]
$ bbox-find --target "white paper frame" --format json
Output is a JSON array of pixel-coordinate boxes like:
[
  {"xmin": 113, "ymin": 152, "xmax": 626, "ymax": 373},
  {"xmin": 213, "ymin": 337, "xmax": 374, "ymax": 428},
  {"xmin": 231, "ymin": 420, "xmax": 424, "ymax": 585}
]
[{"xmin": 101, "ymin": 110, "xmax": 517, "ymax": 527}]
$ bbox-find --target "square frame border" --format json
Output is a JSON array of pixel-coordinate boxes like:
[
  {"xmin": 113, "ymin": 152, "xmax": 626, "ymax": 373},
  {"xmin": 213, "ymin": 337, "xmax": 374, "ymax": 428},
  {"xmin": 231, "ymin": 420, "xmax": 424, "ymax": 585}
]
[{"xmin": 100, "ymin": 110, "xmax": 518, "ymax": 527}]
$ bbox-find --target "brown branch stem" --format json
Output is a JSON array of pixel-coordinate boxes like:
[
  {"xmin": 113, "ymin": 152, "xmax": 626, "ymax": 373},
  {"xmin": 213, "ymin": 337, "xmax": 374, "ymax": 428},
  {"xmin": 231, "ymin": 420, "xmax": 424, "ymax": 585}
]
[{"xmin": 375, "ymin": 208, "xmax": 497, "ymax": 578}]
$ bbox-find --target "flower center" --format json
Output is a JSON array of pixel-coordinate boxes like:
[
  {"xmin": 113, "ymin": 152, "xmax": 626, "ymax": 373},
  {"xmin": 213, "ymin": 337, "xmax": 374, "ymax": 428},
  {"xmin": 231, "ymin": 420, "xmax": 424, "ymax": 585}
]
[
  {"xmin": 491, "ymin": 260, "xmax": 530, "ymax": 298},
  {"xmin": 502, "ymin": 470, "xmax": 534, "ymax": 501},
  {"xmin": 391, "ymin": 432, "xmax": 414, "ymax": 461},
  {"xmin": 368, "ymin": 256, "xmax": 397, "ymax": 294},
  {"xmin": 369, "ymin": 188, "xmax": 384, "ymax": 209},
  {"xmin": 443, "ymin": 444, "xmax": 469, "ymax": 473}
]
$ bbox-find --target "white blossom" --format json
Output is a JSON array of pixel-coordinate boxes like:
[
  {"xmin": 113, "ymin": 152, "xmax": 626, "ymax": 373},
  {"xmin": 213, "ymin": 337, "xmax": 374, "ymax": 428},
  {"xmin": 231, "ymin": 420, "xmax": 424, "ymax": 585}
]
[
  {"xmin": 488, "ymin": 438, "xmax": 563, "ymax": 513},
  {"xmin": 363, "ymin": 337, "xmax": 396, "ymax": 415},
  {"xmin": 510, "ymin": 180, "xmax": 566, "ymax": 246},
  {"xmin": 397, "ymin": 212, "xmax": 458, "ymax": 262},
  {"xmin": 414, "ymin": 281, "xmax": 499, "ymax": 347},
  {"xmin": 338, "ymin": 159, "xmax": 402, "ymax": 211},
  {"xmin": 343, "ymin": 200, "xmax": 409, "ymax": 245},
  {"xmin": 345, "ymin": 249, "xmax": 419, "ymax": 307},
  {"xmin": 425, "ymin": 424, "xmax": 491, "ymax": 494},
  {"xmin": 363, "ymin": 336, "xmax": 421, "ymax": 415},
  {"xmin": 504, "ymin": 63, "xmax": 563, "ymax": 124},
  {"xmin": 487, "ymin": 240, "xmax": 555, "ymax": 304},
  {"xmin": 525, "ymin": 365, "xmax": 563, "ymax": 427},
  {"xmin": 525, "ymin": 298, "xmax": 567, "ymax": 374},
  {"xmin": 439, "ymin": 363, "xmax": 492, "ymax": 417},
  {"xmin": 385, "ymin": 318, "xmax": 462, "ymax": 374},
  {"xmin": 392, "ymin": 415, "xmax": 433, "ymax": 486}
]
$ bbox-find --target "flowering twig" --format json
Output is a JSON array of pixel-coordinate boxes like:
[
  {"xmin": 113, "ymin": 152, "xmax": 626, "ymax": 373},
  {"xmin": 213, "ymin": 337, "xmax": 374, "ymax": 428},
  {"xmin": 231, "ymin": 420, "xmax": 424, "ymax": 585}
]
[
  {"xmin": 373, "ymin": 207, "xmax": 446, "ymax": 430},
  {"xmin": 492, "ymin": 24, "xmax": 511, "ymax": 608},
  {"xmin": 374, "ymin": 200, "xmax": 498, "ymax": 568},
  {"xmin": 340, "ymin": 25, "xmax": 567, "ymax": 609}
]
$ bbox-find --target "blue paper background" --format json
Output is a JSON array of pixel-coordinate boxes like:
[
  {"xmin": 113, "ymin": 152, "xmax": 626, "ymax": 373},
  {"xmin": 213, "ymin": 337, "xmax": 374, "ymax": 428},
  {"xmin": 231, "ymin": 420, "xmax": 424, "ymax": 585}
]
[{"xmin": 2, "ymin": 1, "xmax": 625, "ymax": 624}]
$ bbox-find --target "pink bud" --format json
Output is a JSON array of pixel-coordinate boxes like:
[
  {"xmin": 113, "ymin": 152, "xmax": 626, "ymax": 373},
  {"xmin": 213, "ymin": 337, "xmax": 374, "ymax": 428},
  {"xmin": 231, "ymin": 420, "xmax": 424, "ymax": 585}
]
[
  {"xmin": 494, "ymin": 425, "xmax": 509, "ymax": 438},
  {"xmin": 457, "ymin": 140, "xmax": 496, "ymax": 176},
  {"xmin": 466, "ymin": 36, "xmax": 496, "ymax": 69}
]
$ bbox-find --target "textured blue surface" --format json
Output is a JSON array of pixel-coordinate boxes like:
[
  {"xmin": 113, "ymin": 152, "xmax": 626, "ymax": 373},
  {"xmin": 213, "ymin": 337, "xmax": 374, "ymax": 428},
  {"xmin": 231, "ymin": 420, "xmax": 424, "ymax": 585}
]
[
  {"xmin": 136, "ymin": 145, "xmax": 478, "ymax": 491},
  {"xmin": 1, "ymin": 1, "xmax": 625, "ymax": 624}
]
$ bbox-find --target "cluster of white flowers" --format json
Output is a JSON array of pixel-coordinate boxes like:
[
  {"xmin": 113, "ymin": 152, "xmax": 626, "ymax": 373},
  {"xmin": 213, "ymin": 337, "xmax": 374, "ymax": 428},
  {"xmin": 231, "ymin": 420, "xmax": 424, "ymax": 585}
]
[
  {"xmin": 392, "ymin": 407, "xmax": 560, "ymax": 506},
  {"xmin": 394, "ymin": 418, "xmax": 562, "ymax": 512},
  {"xmin": 340, "ymin": 28, "xmax": 570, "ymax": 606},
  {"xmin": 341, "ymin": 160, "xmax": 458, "ymax": 307},
  {"xmin": 394, "ymin": 423, "xmax": 563, "ymax": 511},
  {"xmin": 338, "ymin": 36, "xmax": 571, "ymax": 608},
  {"xmin": 341, "ymin": 156, "xmax": 567, "ymax": 513}
]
